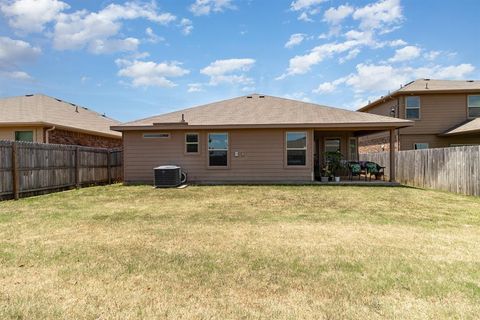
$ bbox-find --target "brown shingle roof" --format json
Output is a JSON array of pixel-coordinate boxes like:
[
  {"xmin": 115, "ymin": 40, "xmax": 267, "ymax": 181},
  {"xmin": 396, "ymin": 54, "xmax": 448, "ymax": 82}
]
[
  {"xmin": 358, "ymin": 79, "xmax": 480, "ymax": 112},
  {"xmin": 0, "ymin": 94, "xmax": 121, "ymax": 138},
  {"xmin": 113, "ymin": 94, "xmax": 412, "ymax": 130},
  {"xmin": 442, "ymin": 118, "xmax": 480, "ymax": 136}
]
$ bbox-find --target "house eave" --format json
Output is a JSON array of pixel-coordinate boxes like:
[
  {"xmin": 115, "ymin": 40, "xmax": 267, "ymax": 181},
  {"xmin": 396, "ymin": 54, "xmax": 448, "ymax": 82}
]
[{"xmin": 111, "ymin": 122, "xmax": 413, "ymax": 132}]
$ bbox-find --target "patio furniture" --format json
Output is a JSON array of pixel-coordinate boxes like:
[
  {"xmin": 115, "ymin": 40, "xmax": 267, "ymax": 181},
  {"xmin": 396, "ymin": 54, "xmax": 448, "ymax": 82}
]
[
  {"xmin": 365, "ymin": 162, "xmax": 385, "ymax": 181},
  {"xmin": 347, "ymin": 162, "xmax": 364, "ymax": 180}
]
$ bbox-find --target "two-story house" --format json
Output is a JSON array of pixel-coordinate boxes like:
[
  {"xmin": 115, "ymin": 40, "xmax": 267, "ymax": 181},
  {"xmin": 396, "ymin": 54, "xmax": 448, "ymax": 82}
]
[{"xmin": 357, "ymin": 79, "xmax": 480, "ymax": 153}]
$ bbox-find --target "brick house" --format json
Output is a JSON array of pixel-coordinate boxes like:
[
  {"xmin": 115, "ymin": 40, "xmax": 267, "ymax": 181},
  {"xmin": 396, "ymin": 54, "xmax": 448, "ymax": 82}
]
[
  {"xmin": 0, "ymin": 94, "xmax": 121, "ymax": 148},
  {"xmin": 357, "ymin": 79, "xmax": 480, "ymax": 153}
]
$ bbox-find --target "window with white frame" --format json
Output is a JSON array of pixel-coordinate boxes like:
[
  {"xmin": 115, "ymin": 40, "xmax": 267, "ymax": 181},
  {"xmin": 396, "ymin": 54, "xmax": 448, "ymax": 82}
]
[
  {"xmin": 468, "ymin": 95, "xmax": 480, "ymax": 118},
  {"xmin": 143, "ymin": 133, "xmax": 170, "ymax": 139},
  {"xmin": 405, "ymin": 96, "xmax": 420, "ymax": 119},
  {"xmin": 414, "ymin": 143, "xmax": 429, "ymax": 150},
  {"xmin": 208, "ymin": 133, "xmax": 228, "ymax": 166},
  {"xmin": 185, "ymin": 133, "xmax": 199, "ymax": 153},
  {"xmin": 286, "ymin": 132, "xmax": 307, "ymax": 166}
]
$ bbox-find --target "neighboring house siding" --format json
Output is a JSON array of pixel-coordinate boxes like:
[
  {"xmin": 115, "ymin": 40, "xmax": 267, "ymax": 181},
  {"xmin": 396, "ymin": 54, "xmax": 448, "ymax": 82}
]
[
  {"xmin": 400, "ymin": 134, "xmax": 480, "ymax": 149},
  {"xmin": 48, "ymin": 128, "xmax": 122, "ymax": 148},
  {"xmin": 0, "ymin": 127, "xmax": 44, "ymax": 142},
  {"xmin": 400, "ymin": 93, "xmax": 469, "ymax": 135},
  {"xmin": 123, "ymin": 128, "xmax": 314, "ymax": 184},
  {"xmin": 360, "ymin": 92, "xmax": 480, "ymax": 152}
]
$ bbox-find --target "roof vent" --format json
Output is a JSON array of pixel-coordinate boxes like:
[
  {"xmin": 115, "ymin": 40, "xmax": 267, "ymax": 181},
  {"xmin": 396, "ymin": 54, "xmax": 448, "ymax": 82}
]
[
  {"xmin": 102, "ymin": 113, "xmax": 106, "ymax": 117},
  {"xmin": 55, "ymin": 98, "xmax": 62, "ymax": 102},
  {"xmin": 75, "ymin": 106, "xmax": 79, "ymax": 113},
  {"xmin": 259, "ymin": 95, "xmax": 265, "ymax": 98},
  {"xmin": 424, "ymin": 78, "xmax": 430, "ymax": 81},
  {"xmin": 70, "ymin": 103, "xmax": 76, "ymax": 107},
  {"xmin": 425, "ymin": 82, "xmax": 429, "ymax": 89},
  {"xmin": 181, "ymin": 113, "xmax": 186, "ymax": 122},
  {"xmin": 246, "ymin": 96, "xmax": 253, "ymax": 98},
  {"xmin": 25, "ymin": 94, "xmax": 34, "ymax": 97},
  {"xmin": 467, "ymin": 80, "xmax": 474, "ymax": 82}
]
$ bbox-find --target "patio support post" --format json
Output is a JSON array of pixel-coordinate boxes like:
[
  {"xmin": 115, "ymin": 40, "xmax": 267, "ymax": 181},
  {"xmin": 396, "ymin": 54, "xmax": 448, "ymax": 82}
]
[{"xmin": 389, "ymin": 129, "xmax": 396, "ymax": 182}]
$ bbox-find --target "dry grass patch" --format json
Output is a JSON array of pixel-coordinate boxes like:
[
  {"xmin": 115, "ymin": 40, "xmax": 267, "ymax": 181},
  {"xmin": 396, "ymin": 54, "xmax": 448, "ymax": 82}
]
[{"xmin": 0, "ymin": 185, "xmax": 479, "ymax": 319}]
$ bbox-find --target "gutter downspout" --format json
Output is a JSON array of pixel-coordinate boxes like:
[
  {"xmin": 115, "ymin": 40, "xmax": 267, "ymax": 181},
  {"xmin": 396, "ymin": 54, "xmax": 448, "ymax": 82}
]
[{"xmin": 45, "ymin": 126, "xmax": 55, "ymax": 143}]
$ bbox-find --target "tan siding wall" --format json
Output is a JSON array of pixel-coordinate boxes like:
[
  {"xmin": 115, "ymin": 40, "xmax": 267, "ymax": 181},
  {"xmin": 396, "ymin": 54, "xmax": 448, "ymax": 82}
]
[
  {"xmin": 123, "ymin": 129, "xmax": 314, "ymax": 184},
  {"xmin": 0, "ymin": 126, "xmax": 44, "ymax": 142},
  {"xmin": 363, "ymin": 92, "xmax": 480, "ymax": 151},
  {"xmin": 399, "ymin": 93, "xmax": 471, "ymax": 134},
  {"xmin": 400, "ymin": 134, "xmax": 480, "ymax": 150}
]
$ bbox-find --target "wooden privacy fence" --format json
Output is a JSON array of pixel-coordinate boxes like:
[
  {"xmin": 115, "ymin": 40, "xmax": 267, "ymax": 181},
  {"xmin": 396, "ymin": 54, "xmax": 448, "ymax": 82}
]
[
  {"xmin": 0, "ymin": 140, "xmax": 122, "ymax": 200},
  {"xmin": 360, "ymin": 146, "xmax": 480, "ymax": 196}
]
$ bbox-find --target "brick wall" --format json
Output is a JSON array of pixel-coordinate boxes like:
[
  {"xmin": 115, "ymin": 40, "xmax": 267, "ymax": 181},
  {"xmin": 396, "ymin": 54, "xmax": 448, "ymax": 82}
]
[
  {"xmin": 359, "ymin": 135, "xmax": 399, "ymax": 154},
  {"xmin": 47, "ymin": 128, "xmax": 122, "ymax": 148}
]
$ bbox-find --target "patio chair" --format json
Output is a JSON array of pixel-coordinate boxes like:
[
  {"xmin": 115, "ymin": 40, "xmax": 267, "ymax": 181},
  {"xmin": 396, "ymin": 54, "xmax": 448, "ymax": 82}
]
[
  {"xmin": 347, "ymin": 162, "xmax": 364, "ymax": 181},
  {"xmin": 365, "ymin": 162, "xmax": 385, "ymax": 181}
]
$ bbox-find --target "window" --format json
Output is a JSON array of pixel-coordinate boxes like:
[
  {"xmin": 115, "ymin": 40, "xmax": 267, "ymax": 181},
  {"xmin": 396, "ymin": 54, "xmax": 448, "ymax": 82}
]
[
  {"xmin": 15, "ymin": 131, "xmax": 33, "ymax": 142},
  {"xmin": 185, "ymin": 133, "xmax": 199, "ymax": 153},
  {"xmin": 143, "ymin": 133, "xmax": 170, "ymax": 139},
  {"xmin": 208, "ymin": 133, "xmax": 228, "ymax": 166},
  {"xmin": 414, "ymin": 143, "xmax": 429, "ymax": 150},
  {"xmin": 286, "ymin": 132, "xmax": 307, "ymax": 166},
  {"xmin": 349, "ymin": 137, "xmax": 358, "ymax": 160},
  {"xmin": 468, "ymin": 95, "xmax": 480, "ymax": 118},
  {"xmin": 325, "ymin": 138, "xmax": 341, "ymax": 162},
  {"xmin": 405, "ymin": 96, "xmax": 420, "ymax": 119}
]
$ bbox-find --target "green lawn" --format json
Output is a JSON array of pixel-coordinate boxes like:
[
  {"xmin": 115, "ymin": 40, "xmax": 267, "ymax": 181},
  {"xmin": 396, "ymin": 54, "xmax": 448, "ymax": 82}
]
[{"xmin": 0, "ymin": 185, "xmax": 479, "ymax": 319}]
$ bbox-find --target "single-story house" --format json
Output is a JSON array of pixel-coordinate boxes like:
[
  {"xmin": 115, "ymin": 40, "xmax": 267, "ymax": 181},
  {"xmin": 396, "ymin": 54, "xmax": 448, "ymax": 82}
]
[
  {"xmin": 0, "ymin": 94, "xmax": 122, "ymax": 148},
  {"xmin": 112, "ymin": 94, "xmax": 412, "ymax": 184}
]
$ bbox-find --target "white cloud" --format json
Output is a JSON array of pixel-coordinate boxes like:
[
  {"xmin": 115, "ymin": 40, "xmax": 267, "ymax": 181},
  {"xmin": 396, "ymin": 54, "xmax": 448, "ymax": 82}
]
[
  {"xmin": 201, "ymin": 58, "xmax": 255, "ymax": 85},
  {"xmin": 297, "ymin": 12, "xmax": 313, "ymax": 22},
  {"xmin": 0, "ymin": 36, "xmax": 41, "ymax": 80},
  {"xmin": 388, "ymin": 39, "xmax": 407, "ymax": 47},
  {"xmin": 290, "ymin": 0, "xmax": 326, "ymax": 11},
  {"xmin": 89, "ymin": 38, "xmax": 140, "ymax": 54},
  {"xmin": 0, "ymin": 70, "xmax": 33, "ymax": 80},
  {"xmin": 188, "ymin": 83, "xmax": 204, "ymax": 92},
  {"xmin": 329, "ymin": 62, "xmax": 476, "ymax": 94},
  {"xmin": 116, "ymin": 59, "xmax": 190, "ymax": 88},
  {"xmin": 285, "ymin": 33, "xmax": 306, "ymax": 48},
  {"xmin": 323, "ymin": 5, "xmax": 353, "ymax": 25},
  {"xmin": 0, "ymin": 0, "xmax": 69, "ymax": 33},
  {"xmin": 313, "ymin": 82, "xmax": 336, "ymax": 93},
  {"xmin": 388, "ymin": 45, "xmax": 421, "ymax": 62},
  {"xmin": 339, "ymin": 48, "xmax": 361, "ymax": 63},
  {"xmin": 353, "ymin": 0, "xmax": 403, "ymax": 31},
  {"xmin": 277, "ymin": 37, "xmax": 374, "ymax": 79},
  {"xmin": 189, "ymin": 0, "xmax": 235, "ymax": 16},
  {"xmin": 53, "ymin": 2, "xmax": 176, "ymax": 53},
  {"xmin": 180, "ymin": 18, "xmax": 193, "ymax": 35},
  {"xmin": 145, "ymin": 27, "xmax": 164, "ymax": 43},
  {"xmin": 424, "ymin": 50, "xmax": 441, "ymax": 61}
]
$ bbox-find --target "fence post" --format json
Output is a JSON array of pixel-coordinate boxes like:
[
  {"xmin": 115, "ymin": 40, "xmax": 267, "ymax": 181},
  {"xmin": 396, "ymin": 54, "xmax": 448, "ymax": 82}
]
[
  {"xmin": 389, "ymin": 129, "xmax": 396, "ymax": 182},
  {"xmin": 75, "ymin": 146, "xmax": 80, "ymax": 188},
  {"xmin": 11, "ymin": 142, "xmax": 20, "ymax": 200},
  {"xmin": 107, "ymin": 150, "xmax": 112, "ymax": 184}
]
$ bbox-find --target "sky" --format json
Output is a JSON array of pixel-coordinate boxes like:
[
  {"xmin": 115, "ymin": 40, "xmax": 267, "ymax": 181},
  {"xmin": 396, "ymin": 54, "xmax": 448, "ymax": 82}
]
[{"xmin": 0, "ymin": 0, "xmax": 479, "ymax": 122}]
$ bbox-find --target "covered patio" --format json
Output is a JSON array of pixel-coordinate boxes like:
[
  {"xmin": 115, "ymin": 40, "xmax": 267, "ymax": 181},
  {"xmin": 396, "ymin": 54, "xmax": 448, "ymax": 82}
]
[{"xmin": 313, "ymin": 128, "xmax": 399, "ymax": 183}]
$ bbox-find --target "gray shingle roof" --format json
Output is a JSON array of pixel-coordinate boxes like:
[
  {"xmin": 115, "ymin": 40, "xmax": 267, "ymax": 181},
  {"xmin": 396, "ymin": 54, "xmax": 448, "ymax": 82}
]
[
  {"xmin": 0, "ymin": 94, "xmax": 121, "ymax": 138},
  {"xmin": 358, "ymin": 79, "xmax": 480, "ymax": 112},
  {"xmin": 113, "ymin": 94, "xmax": 412, "ymax": 130}
]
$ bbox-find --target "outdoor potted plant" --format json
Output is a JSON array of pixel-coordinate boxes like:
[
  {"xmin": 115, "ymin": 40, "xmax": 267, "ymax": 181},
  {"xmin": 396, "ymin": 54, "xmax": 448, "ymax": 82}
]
[
  {"xmin": 326, "ymin": 151, "xmax": 344, "ymax": 182},
  {"xmin": 320, "ymin": 166, "xmax": 330, "ymax": 182}
]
